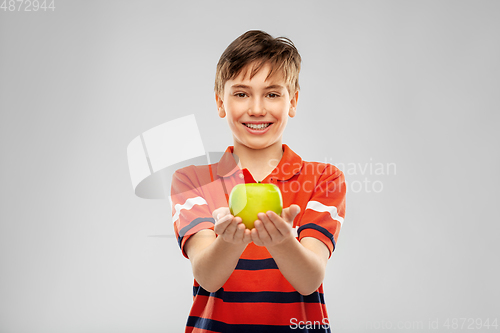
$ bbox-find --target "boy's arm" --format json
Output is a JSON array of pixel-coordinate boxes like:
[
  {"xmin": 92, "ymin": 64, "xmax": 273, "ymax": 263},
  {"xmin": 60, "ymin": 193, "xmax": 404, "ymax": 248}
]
[
  {"xmin": 272, "ymin": 236, "xmax": 329, "ymax": 296},
  {"xmin": 185, "ymin": 208, "xmax": 252, "ymax": 293},
  {"xmin": 251, "ymin": 206, "xmax": 329, "ymax": 296},
  {"xmin": 171, "ymin": 169, "xmax": 251, "ymax": 293},
  {"xmin": 252, "ymin": 165, "xmax": 346, "ymax": 296}
]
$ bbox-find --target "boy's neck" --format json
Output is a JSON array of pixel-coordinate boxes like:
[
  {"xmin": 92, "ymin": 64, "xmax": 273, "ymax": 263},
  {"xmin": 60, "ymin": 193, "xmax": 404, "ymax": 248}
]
[{"xmin": 233, "ymin": 140, "xmax": 284, "ymax": 182}]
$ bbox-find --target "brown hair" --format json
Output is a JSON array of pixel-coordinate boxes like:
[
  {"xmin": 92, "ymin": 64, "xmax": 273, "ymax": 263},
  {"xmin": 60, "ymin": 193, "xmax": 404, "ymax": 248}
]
[{"xmin": 214, "ymin": 30, "xmax": 301, "ymax": 97}]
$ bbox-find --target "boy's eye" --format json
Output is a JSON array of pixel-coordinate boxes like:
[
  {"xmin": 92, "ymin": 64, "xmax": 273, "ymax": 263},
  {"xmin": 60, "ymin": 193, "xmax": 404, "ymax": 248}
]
[
  {"xmin": 235, "ymin": 93, "xmax": 247, "ymax": 98},
  {"xmin": 267, "ymin": 93, "xmax": 280, "ymax": 98}
]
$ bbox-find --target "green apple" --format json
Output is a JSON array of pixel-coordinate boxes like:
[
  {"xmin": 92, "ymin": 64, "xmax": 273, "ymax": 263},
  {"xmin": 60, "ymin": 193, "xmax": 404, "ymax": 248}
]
[{"xmin": 228, "ymin": 183, "xmax": 283, "ymax": 229}]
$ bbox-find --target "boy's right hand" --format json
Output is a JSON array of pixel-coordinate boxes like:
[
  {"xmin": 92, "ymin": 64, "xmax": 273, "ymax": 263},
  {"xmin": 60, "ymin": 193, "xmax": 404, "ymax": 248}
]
[{"xmin": 213, "ymin": 207, "xmax": 252, "ymax": 245}]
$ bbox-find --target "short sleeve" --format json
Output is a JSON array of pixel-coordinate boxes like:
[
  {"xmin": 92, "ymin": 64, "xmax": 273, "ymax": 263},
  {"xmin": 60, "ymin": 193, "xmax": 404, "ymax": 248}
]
[
  {"xmin": 170, "ymin": 167, "xmax": 215, "ymax": 259},
  {"xmin": 297, "ymin": 164, "xmax": 346, "ymax": 258}
]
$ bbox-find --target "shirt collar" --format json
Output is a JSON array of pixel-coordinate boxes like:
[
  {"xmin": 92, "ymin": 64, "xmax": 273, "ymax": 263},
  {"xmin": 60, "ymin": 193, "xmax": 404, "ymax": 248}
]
[{"xmin": 216, "ymin": 143, "xmax": 303, "ymax": 181}]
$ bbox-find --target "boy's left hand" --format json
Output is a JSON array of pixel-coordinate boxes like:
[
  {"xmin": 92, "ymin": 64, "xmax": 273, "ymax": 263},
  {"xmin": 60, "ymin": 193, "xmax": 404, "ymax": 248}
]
[{"xmin": 251, "ymin": 204, "xmax": 301, "ymax": 247}]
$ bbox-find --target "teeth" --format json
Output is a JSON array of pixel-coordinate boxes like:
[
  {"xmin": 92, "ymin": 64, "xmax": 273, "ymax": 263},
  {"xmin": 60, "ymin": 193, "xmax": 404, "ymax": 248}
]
[{"xmin": 245, "ymin": 123, "xmax": 271, "ymax": 130}]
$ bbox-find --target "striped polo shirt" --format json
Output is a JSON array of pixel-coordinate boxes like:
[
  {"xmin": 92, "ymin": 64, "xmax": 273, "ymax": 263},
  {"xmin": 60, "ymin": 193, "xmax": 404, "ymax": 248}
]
[{"xmin": 170, "ymin": 144, "xmax": 346, "ymax": 332}]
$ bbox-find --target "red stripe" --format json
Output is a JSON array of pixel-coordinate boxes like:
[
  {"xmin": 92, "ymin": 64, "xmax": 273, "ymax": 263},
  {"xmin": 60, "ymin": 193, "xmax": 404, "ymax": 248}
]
[
  {"xmin": 190, "ymin": 295, "xmax": 329, "ymax": 326},
  {"xmin": 239, "ymin": 242, "xmax": 275, "ymax": 259},
  {"xmin": 299, "ymin": 228, "xmax": 334, "ymax": 254},
  {"xmin": 224, "ymin": 269, "xmax": 295, "ymax": 292}
]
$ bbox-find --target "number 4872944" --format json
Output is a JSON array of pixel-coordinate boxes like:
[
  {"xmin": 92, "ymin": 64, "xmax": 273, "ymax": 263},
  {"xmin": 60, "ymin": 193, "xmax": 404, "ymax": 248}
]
[
  {"xmin": 1, "ymin": 0, "xmax": 56, "ymax": 11},
  {"xmin": 443, "ymin": 318, "xmax": 498, "ymax": 330}
]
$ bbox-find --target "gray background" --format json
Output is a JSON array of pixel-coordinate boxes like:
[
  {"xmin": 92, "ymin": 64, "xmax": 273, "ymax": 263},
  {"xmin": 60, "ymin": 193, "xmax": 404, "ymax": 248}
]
[{"xmin": 1, "ymin": 1, "xmax": 499, "ymax": 332}]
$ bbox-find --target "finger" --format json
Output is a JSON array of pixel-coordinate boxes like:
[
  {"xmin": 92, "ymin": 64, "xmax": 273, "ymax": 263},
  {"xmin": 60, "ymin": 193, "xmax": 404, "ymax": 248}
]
[
  {"xmin": 231, "ymin": 216, "xmax": 245, "ymax": 242},
  {"xmin": 281, "ymin": 204, "xmax": 301, "ymax": 223},
  {"xmin": 234, "ymin": 222, "xmax": 246, "ymax": 242},
  {"xmin": 266, "ymin": 211, "xmax": 293, "ymax": 236},
  {"xmin": 213, "ymin": 207, "xmax": 230, "ymax": 222},
  {"xmin": 254, "ymin": 219, "xmax": 272, "ymax": 244},
  {"xmin": 215, "ymin": 213, "xmax": 233, "ymax": 227},
  {"xmin": 259, "ymin": 212, "xmax": 280, "ymax": 239},
  {"xmin": 214, "ymin": 214, "xmax": 233, "ymax": 235},
  {"xmin": 243, "ymin": 229, "xmax": 252, "ymax": 244},
  {"xmin": 224, "ymin": 218, "xmax": 238, "ymax": 239},
  {"xmin": 250, "ymin": 227, "xmax": 265, "ymax": 247}
]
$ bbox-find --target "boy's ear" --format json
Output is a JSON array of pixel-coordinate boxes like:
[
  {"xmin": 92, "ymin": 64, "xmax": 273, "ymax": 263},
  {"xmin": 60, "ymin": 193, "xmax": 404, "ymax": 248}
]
[
  {"xmin": 289, "ymin": 90, "xmax": 299, "ymax": 118},
  {"xmin": 215, "ymin": 93, "xmax": 225, "ymax": 118}
]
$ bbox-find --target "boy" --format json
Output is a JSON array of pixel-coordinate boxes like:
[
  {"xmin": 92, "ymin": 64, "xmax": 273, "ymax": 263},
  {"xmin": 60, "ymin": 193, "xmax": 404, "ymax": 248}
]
[{"xmin": 171, "ymin": 30, "xmax": 346, "ymax": 332}]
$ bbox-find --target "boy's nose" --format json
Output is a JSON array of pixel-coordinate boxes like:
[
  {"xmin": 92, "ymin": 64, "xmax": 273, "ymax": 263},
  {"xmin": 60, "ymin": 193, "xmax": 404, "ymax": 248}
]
[{"xmin": 248, "ymin": 98, "xmax": 266, "ymax": 116}]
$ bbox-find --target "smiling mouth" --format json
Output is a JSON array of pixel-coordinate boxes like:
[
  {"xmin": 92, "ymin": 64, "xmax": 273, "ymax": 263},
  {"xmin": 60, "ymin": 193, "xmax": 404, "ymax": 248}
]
[{"xmin": 243, "ymin": 123, "xmax": 272, "ymax": 130}]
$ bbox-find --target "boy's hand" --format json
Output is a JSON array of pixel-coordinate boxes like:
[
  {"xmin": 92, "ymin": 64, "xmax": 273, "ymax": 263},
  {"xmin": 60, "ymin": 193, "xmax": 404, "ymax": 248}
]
[
  {"xmin": 251, "ymin": 204, "xmax": 301, "ymax": 248},
  {"xmin": 213, "ymin": 207, "xmax": 252, "ymax": 245}
]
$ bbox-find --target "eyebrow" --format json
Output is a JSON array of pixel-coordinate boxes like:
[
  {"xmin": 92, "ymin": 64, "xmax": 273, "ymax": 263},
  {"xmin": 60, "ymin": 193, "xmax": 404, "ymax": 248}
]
[{"xmin": 230, "ymin": 84, "xmax": 285, "ymax": 90}]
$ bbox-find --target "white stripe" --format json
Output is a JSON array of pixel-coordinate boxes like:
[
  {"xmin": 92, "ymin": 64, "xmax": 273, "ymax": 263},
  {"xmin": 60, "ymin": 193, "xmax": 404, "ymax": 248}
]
[
  {"xmin": 305, "ymin": 200, "xmax": 344, "ymax": 225},
  {"xmin": 172, "ymin": 196, "xmax": 208, "ymax": 223}
]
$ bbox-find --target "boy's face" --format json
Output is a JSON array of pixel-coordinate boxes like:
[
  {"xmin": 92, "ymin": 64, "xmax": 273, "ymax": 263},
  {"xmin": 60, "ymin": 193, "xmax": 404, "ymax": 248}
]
[{"xmin": 216, "ymin": 62, "xmax": 298, "ymax": 151}]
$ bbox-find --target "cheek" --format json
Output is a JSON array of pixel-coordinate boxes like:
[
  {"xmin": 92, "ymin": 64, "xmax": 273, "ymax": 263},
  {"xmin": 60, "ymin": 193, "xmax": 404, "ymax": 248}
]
[
  {"xmin": 226, "ymin": 110, "xmax": 241, "ymax": 127},
  {"xmin": 277, "ymin": 118, "xmax": 288, "ymax": 130},
  {"xmin": 273, "ymin": 106, "xmax": 290, "ymax": 120},
  {"xmin": 227, "ymin": 103, "xmax": 247, "ymax": 118}
]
